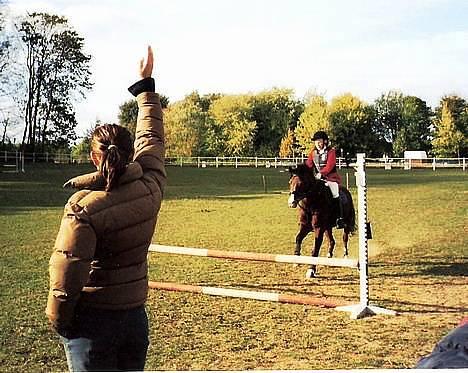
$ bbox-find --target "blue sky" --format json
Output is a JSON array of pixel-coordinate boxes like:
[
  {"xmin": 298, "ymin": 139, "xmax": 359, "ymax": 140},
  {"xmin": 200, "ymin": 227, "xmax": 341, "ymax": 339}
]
[{"xmin": 8, "ymin": 0, "xmax": 468, "ymax": 137}]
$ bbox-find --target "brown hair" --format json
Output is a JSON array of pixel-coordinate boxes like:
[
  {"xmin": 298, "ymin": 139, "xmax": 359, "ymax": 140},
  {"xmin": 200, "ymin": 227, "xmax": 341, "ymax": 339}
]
[{"xmin": 91, "ymin": 124, "xmax": 134, "ymax": 191}]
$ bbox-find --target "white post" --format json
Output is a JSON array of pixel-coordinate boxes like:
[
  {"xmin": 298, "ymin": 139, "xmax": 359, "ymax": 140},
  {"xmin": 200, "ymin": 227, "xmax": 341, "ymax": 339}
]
[
  {"xmin": 463, "ymin": 158, "xmax": 466, "ymax": 171},
  {"xmin": 197, "ymin": 157, "xmax": 200, "ymax": 168},
  {"xmin": 255, "ymin": 157, "xmax": 258, "ymax": 168},
  {"xmin": 274, "ymin": 157, "xmax": 277, "ymax": 168},
  {"xmin": 432, "ymin": 158, "xmax": 436, "ymax": 171},
  {"xmin": 21, "ymin": 152, "xmax": 25, "ymax": 172},
  {"xmin": 235, "ymin": 157, "xmax": 238, "ymax": 168},
  {"xmin": 216, "ymin": 157, "xmax": 219, "ymax": 168},
  {"xmin": 336, "ymin": 153, "xmax": 396, "ymax": 319}
]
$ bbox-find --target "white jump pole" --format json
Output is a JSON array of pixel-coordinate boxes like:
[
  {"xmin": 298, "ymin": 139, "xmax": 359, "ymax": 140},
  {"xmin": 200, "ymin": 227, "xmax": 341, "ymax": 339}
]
[
  {"xmin": 149, "ymin": 244, "xmax": 359, "ymax": 269},
  {"xmin": 148, "ymin": 281, "xmax": 342, "ymax": 308},
  {"xmin": 335, "ymin": 153, "xmax": 396, "ymax": 319}
]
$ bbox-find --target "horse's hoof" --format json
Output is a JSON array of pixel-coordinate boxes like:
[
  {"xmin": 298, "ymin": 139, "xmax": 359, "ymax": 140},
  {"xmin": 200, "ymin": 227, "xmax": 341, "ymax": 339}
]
[
  {"xmin": 305, "ymin": 269, "xmax": 316, "ymax": 278},
  {"xmin": 343, "ymin": 254, "xmax": 349, "ymax": 259},
  {"xmin": 327, "ymin": 252, "xmax": 333, "ymax": 258}
]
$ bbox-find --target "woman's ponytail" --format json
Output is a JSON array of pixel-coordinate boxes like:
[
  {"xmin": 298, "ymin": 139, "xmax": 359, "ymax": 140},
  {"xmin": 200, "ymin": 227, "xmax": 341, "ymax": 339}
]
[{"xmin": 91, "ymin": 125, "xmax": 134, "ymax": 191}]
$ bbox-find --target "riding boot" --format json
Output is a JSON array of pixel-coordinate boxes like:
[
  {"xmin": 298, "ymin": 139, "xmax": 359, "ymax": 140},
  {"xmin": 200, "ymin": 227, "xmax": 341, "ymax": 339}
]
[{"xmin": 334, "ymin": 197, "xmax": 345, "ymax": 229}]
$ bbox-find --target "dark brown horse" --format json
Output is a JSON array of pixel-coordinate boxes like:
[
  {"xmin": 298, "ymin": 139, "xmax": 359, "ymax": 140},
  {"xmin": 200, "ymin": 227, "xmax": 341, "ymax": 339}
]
[{"xmin": 288, "ymin": 164, "xmax": 356, "ymax": 277}]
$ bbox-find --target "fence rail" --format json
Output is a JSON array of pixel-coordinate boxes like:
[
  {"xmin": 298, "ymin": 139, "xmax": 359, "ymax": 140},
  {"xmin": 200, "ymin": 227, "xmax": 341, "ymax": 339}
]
[{"xmin": 0, "ymin": 151, "xmax": 466, "ymax": 171}]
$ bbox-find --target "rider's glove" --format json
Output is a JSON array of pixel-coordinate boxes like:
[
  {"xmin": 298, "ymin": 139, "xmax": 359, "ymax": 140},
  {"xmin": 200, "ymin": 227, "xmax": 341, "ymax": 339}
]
[{"xmin": 315, "ymin": 172, "xmax": 322, "ymax": 180}]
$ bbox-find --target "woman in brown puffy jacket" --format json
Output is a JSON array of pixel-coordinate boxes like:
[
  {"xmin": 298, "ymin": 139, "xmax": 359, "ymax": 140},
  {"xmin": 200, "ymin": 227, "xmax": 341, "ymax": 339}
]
[{"xmin": 46, "ymin": 46, "xmax": 166, "ymax": 371}]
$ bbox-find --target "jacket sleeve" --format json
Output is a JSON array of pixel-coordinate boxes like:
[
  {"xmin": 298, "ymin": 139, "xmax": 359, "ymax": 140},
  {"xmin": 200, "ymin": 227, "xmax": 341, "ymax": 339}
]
[
  {"xmin": 305, "ymin": 149, "xmax": 315, "ymax": 168},
  {"xmin": 45, "ymin": 203, "xmax": 96, "ymax": 331},
  {"xmin": 133, "ymin": 91, "xmax": 166, "ymax": 194},
  {"xmin": 320, "ymin": 148, "xmax": 337, "ymax": 176}
]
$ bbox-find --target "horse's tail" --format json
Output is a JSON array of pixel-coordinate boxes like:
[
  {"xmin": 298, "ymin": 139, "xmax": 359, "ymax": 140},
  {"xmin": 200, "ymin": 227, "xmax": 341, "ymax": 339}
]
[
  {"xmin": 349, "ymin": 200, "xmax": 357, "ymax": 234},
  {"xmin": 345, "ymin": 188, "xmax": 357, "ymax": 234}
]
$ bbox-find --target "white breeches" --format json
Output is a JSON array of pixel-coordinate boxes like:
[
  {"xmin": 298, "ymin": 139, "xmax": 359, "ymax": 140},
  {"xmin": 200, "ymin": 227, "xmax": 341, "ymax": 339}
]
[{"xmin": 326, "ymin": 181, "xmax": 339, "ymax": 198}]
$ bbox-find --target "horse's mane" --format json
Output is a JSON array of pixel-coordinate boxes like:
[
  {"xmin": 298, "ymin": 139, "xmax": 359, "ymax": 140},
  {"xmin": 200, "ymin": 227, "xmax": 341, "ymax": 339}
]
[
  {"xmin": 290, "ymin": 164, "xmax": 332, "ymax": 203},
  {"xmin": 289, "ymin": 163, "xmax": 315, "ymax": 179}
]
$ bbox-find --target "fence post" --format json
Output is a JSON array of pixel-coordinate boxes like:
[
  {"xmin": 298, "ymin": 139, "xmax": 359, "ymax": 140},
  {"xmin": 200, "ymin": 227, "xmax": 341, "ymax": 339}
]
[
  {"xmin": 235, "ymin": 157, "xmax": 238, "ymax": 168},
  {"xmin": 432, "ymin": 158, "xmax": 436, "ymax": 171},
  {"xmin": 197, "ymin": 157, "xmax": 200, "ymax": 168},
  {"xmin": 463, "ymin": 158, "xmax": 466, "ymax": 171},
  {"xmin": 255, "ymin": 157, "xmax": 258, "ymax": 168},
  {"xmin": 274, "ymin": 157, "xmax": 277, "ymax": 168},
  {"xmin": 33, "ymin": 152, "xmax": 35, "ymax": 163},
  {"xmin": 21, "ymin": 152, "xmax": 25, "ymax": 172}
]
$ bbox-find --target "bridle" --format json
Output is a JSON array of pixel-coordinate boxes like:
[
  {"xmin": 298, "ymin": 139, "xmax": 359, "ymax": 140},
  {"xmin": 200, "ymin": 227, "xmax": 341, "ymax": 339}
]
[{"xmin": 289, "ymin": 174, "xmax": 313, "ymax": 209}]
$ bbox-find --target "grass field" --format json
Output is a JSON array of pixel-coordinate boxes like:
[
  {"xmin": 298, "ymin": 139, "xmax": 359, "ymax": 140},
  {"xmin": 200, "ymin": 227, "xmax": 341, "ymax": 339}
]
[{"xmin": 0, "ymin": 163, "xmax": 467, "ymax": 371}]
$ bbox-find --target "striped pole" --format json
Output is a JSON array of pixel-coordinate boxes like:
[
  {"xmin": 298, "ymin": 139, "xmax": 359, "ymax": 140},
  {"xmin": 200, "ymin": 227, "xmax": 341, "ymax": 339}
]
[
  {"xmin": 148, "ymin": 281, "xmax": 343, "ymax": 308},
  {"xmin": 149, "ymin": 244, "xmax": 359, "ymax": 269}
]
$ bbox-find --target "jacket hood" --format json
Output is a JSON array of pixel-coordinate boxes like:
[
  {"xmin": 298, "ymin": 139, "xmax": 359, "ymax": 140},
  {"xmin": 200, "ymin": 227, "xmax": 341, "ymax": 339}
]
[{"xmin": 63, "ymin": 162, "xmax": 143, "ymax": 190}]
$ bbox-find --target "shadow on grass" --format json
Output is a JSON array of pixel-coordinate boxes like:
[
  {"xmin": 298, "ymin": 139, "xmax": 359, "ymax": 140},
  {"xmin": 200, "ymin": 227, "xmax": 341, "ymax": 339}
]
[
  {"xmin": 371, "ymin": 260, "xmax": 468, "ymax": 277},
  {"xmin": 420, "ymin": 262, "xmax": 468, "ymax": 276},
  {"xmin": 390, "ymin": 300, "xmax": 468, "ymax": 314}
]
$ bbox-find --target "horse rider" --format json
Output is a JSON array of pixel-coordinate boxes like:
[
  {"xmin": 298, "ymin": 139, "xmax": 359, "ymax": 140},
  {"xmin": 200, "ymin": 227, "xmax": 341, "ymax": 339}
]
[{"xmin": 305, "ymin": 130, "xmax": 345, "ymax": 229}]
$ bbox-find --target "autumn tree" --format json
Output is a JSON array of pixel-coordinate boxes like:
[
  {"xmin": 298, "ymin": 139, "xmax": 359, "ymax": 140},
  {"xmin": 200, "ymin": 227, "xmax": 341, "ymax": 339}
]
[
  {"xmin": 329, "ymin": 94, "xmax": 375, "ymax": 161},
  {"xmin": 294, "ymin": 94, "xmax": 330, "ymax": 155},
  {"xmin": 118, "ymin": 95, "xmax": 169, "ymax": 136},
  {"xmin": 251, "ymin": 88, "xmax": 303, "ymax": 156},
  {"xmin": 432, "ymin": 101, "xmax": 465, "ymax": 157},
  {"xmin": 208, "ymin": 94, "xmax": 256, "ymax": 156},
  {"xmin": 278, "ymin": 128, "xmax": 295, "ymax": 157},
  {"xmin": 434, "ymin": 95, "xmax": 468, "ymax": 156},
  {"xmin": 164, "ymin": 92, "xmax": 210, "ymax": 157},
  {"xmin": 394, "ymin": 96, "xmax": 432, "ymax": 155}
]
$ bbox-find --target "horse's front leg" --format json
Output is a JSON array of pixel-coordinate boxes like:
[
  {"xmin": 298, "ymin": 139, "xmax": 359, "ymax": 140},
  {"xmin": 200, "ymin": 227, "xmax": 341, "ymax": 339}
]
[
  {"xmin": 295, "ymin": 224, "xmax": 311, "ymax": 256},
  {"xmin": 306, "ymin": 227, "xmax": 325, "ymax": 278},
  {"xmin": 325, "ymin": 228, "xmax": 336, "ymax": 258}
]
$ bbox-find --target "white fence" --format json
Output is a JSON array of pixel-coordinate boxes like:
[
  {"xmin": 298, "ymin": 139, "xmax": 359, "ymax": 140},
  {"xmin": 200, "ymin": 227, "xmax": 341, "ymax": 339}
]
[
  {"xmin": 1, "ymin": 151, "xmax": 467, "ymax": 171},
  {"xmin": 166, "ymin": 156, "xmax": 467, "ymax": 171}
]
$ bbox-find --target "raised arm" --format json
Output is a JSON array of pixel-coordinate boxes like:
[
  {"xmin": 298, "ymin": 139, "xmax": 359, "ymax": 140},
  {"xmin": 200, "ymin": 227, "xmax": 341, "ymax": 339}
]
[{"xmin": 128, "ymin": 46, "xmax": 166, "ymax": 193}]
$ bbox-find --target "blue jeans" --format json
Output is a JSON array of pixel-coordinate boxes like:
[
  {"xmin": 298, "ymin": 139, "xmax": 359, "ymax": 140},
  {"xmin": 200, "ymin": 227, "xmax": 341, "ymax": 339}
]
[{"xmin": 59, "ymin": 305, "xmax": 149, "ymax": 372}]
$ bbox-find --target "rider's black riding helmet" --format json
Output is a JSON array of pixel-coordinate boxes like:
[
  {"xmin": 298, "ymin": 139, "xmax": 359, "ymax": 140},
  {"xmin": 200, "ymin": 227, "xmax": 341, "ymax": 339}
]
[{"xmin": 312, "ymin": 131, "xmax": 329, "ymax": 141}]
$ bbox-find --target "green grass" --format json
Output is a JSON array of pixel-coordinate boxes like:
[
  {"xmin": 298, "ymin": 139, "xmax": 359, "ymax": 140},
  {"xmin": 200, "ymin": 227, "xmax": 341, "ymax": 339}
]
[{"xmin": 0, "ymin": 164, "xmax": 467, "ymax": 371}]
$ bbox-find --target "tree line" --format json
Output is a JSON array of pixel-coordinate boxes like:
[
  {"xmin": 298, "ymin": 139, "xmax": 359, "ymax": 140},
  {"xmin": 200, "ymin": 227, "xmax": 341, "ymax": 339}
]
[
  {"xmin": 1, "ymin": 4, "xmax": 466, "ymax": 158},
  {"xmin": 117, "ymin": 90, "xmax": 467, "ymax": 159}
]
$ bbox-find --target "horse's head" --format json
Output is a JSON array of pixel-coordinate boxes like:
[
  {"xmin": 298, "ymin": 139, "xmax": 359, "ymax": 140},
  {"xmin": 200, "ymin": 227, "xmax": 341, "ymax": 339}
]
[{"xmin": 287, "ymin": 164, "xmax": 315, "ymax": 208}]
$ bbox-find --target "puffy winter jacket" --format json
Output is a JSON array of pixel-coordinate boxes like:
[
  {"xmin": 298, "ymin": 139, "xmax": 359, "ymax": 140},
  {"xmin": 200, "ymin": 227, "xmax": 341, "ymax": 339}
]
[{"xmin": 46, "ymin": 90, "xmax": 165, "ymax": 331}]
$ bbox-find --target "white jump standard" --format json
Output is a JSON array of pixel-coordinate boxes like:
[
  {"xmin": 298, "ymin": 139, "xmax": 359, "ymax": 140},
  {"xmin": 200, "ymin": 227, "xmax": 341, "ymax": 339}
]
[{"xmin": 335, "ymin": 153, "xmax": 396, "ymax": 319}]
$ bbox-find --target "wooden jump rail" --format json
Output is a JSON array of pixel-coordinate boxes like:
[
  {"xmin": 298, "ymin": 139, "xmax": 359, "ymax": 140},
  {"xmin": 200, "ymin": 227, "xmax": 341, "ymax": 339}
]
[
  {"xmin": 148, "ymin": 281, "xmax": 344, "ymax": 308},
  {"xmin": 148, "ymin": 244, "xmax": 359, "ymax": 269}
]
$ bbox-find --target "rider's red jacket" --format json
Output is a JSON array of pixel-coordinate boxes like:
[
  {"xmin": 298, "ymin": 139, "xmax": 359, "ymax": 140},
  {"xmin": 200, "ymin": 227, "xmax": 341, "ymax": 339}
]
[{"xmin": 305, "ymin": 147, "xmax": 341, "ymax": 184}]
